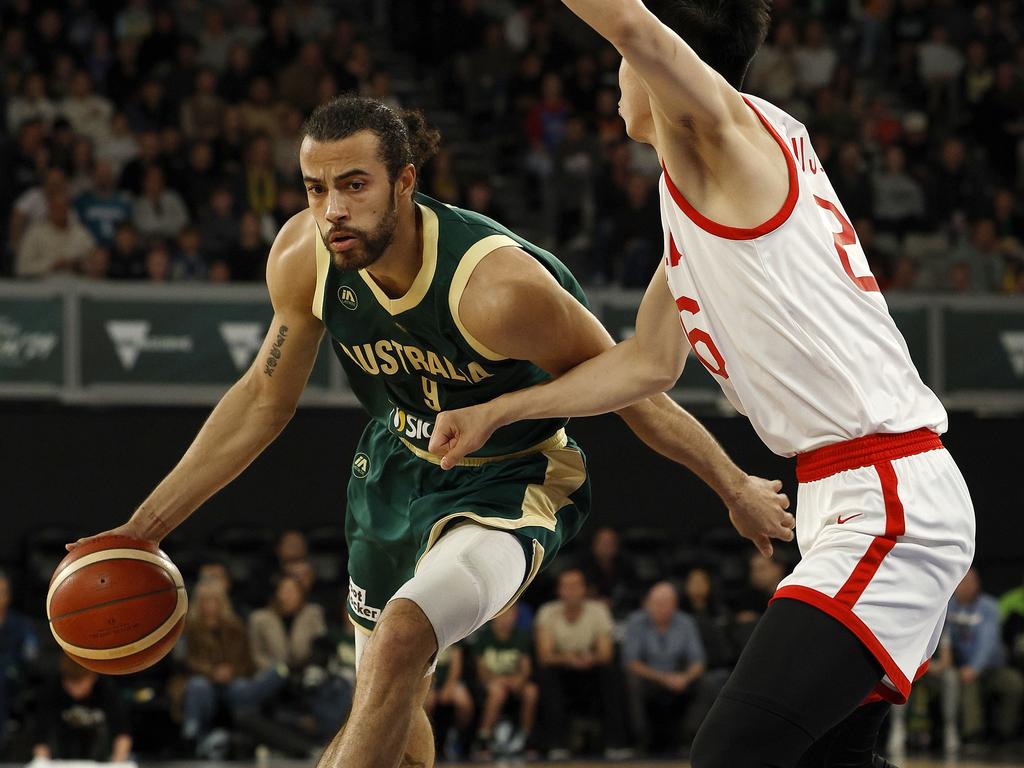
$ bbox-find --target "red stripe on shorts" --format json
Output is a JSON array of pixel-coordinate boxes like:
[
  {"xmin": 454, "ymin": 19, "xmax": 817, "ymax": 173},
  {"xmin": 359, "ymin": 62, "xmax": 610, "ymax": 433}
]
[{"xmin": 834, "ymin": 460, "xmax": 905, "ymax": 608}]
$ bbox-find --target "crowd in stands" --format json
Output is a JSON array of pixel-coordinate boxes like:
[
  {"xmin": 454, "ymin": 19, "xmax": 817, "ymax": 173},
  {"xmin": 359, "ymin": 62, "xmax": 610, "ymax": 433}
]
[
  {"xmin": 2, "ymin": 1, "xmax": 1024, "ymax": 291},
  {"xmin": 2, "ymin": 525, "xmax": 1024, "ymax": 762}
]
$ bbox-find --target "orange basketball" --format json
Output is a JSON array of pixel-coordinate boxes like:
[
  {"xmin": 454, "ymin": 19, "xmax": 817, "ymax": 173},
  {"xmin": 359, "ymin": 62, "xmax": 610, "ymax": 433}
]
[{"xmin": 47, "ymin": 535, "xmax": 187, "ymax": 675}]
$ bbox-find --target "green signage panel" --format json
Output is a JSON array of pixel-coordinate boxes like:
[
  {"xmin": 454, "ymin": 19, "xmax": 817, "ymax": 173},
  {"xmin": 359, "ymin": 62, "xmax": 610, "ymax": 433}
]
[
  {"xmin": 890, "ymin": 307, "xmax": 930, "ymax": 385},
  {"xmin": 80, "ymin": 298, "xmax": 331, "ymax": 388},
  {"xmin": 944, "ymin": 308, "xmax": 1024, "ymax": 393},
  {"xmin": 0, "ymin": 297, "xmax": 63, "ymax": 385}
]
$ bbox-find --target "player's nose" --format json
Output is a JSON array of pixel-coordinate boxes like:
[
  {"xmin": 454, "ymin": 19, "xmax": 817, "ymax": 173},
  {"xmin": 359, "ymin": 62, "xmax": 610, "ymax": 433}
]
[{"xmin": 325, "ymin": 190, "xmax": 349, "ymax": 223}]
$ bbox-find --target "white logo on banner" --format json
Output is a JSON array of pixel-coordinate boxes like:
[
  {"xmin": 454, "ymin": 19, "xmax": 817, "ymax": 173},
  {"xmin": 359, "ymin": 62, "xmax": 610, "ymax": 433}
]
[
  {"xmin": 106, "ymin": 321, "xmax": 193, "ymax": 370},
  {"xmin": 0, "ymin": 316, "xmax": 58, "ymax": 367},
  {"xmin": 1000, "ymin": 332, "xmax": 1024, "ymax": 378},
  {"xmin": 219, "ymin": 322, "xmax": 265, "ymax": 371}
]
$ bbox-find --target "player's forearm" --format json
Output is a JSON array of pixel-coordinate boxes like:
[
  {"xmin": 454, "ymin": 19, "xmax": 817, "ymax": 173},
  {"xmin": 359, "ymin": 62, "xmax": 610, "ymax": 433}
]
[
  {"xmin": 491, "ymin": 337, "xmax": 677, "ymax": 426},
  {"xmin": 616, "ymin": 394, "xmax": 747, "ymax": 503},
  {"xmin": 127, "ymin": 375, "xmax": 295, "ymax": 540}
]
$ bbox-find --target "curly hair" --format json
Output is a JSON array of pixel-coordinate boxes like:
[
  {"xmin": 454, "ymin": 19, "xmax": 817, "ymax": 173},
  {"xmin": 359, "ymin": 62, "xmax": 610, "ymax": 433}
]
[{"xmin": 302, "ymin": 95, "xmax": 442, "ymax": 181}]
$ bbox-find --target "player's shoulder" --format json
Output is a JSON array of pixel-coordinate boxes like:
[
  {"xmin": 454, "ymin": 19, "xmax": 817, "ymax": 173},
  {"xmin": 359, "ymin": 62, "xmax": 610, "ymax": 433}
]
[{"xmin": 266, "ymin": 209, "xmax": 317, "ymax": 309}]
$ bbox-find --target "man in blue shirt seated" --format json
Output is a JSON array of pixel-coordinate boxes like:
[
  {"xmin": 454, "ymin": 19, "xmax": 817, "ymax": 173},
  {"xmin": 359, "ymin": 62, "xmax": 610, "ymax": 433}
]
[
  {"xmin": 623, "ymin": 581, "xmax": 722, "ymax": 756},
  {"xmin": 73, "ymin": 160, "xmax": 133, "ymax": 247},
  {"xmin": 947, "ymin": 567, "xmax": 1024, "ymax": 748}
]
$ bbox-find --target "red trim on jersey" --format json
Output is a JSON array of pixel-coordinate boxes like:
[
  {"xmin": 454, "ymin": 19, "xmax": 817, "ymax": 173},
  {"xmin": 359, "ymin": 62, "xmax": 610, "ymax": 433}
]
[
  {"xmin": 863, "ymin": 661, "xmax": 929, "ymax": 706},
  {"xmin": 834, "ymin": 461, "xmax": 906, "ymax": 607},
  {"xmin": 796, "ymin": 428, "xmax": 943, "ymax": 483},
  {"xmin": 772, "ymin": 586, "xmax": 913, "ymax": 703},
  {"xmin": 660, "ymin": 97, "xmax": 799, "ymax": 241}
]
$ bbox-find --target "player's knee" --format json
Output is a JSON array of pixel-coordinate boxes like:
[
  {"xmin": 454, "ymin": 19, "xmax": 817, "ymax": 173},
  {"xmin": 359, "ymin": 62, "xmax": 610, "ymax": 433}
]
[{"xmin": 367, "ymin": 599, "xmax": 437, "ymax": 672}]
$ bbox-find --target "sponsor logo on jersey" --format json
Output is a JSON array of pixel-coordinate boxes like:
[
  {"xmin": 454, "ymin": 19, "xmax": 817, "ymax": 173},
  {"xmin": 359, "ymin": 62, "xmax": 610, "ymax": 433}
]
[
  {"xmin": 348, "ymin": 580, "xmax": 380, "ymax": 622},
  {"xmin": 106, "ymin": 321, "xmax": 193, "ymax": 370},
  {"xmin": 389, "ymin": 407, "xmax": 434, "ymax": 441},
  {"xmin": 1001, "ymin": 332, "xmax": 1024, "ymax": 378},
  {"xmin": 219, "ymin": 322, "xmax": 264, "ymax": 371},
  {"xmin": 336, "ymin": 339, "xmax": 493, "ymax": 384},
  {"xmin": 837, "ymin": 513, "xmax": 863, "ymax": 525},
  {"xmin": 0, "ymin": 316, "xmax": 58, "ymax": 368},
  {"xmin": 352, "ymin": 452, "xmax": 370, "ymax": 478},
  {"xmin": 338, "ymin": 286, "xmax": 359, "ymax": 310}
]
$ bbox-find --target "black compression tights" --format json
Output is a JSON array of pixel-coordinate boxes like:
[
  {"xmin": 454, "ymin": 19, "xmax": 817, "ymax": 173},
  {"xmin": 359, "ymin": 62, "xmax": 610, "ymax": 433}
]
[{"xmin": 691, "ymin": 598, "xmax": 893, "ymax": 768}]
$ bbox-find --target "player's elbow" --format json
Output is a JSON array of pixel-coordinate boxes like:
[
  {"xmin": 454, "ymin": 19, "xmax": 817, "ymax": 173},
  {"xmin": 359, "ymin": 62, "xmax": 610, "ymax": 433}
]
[{"xmin": 644, "ymin": 352, "xmax": 685, "ymax": 394}]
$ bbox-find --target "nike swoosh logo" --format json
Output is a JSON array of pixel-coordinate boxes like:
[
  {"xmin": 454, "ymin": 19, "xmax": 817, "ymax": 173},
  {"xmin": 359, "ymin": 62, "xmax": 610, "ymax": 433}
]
[{"xmin": 837, "ymin": 514, "xmax": 863, "ymax": 525}]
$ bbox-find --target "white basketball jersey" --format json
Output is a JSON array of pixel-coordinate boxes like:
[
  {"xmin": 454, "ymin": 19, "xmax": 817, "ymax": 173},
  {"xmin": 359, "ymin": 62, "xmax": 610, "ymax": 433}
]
[{"xmin": 659, "ymin": 95, "xmax": 947, "ymax": 457}]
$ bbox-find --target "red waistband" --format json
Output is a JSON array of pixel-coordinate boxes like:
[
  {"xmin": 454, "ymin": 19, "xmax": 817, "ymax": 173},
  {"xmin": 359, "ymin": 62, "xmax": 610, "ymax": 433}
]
[{"xmin": 796, "ymin": 428, "xmax": 943, "ymax": 483}]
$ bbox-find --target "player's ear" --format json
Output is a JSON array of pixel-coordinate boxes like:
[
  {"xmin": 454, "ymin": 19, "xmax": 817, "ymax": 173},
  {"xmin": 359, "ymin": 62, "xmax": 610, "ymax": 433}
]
[{"xmin": 396, "ymin": 163, "xmax": 417, "ymax": 199}]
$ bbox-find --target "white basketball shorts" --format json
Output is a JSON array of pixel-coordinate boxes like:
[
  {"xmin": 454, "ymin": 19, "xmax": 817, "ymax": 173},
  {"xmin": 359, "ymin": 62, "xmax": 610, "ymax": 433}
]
[{"xmin": 774, "ymin": 429, "xmax": 976, "ymax": 704}]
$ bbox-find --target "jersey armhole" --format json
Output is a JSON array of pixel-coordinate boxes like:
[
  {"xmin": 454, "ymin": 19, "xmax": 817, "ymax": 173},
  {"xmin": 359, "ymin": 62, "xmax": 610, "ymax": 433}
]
[
  {"xmin": 312, "ymin": 232, "xmax": 330, "ymax": 321},
  {"xmin": 661, "ymin": 97, "xmax": 799, "ymax": 241},
  {"xmin": 448, "ymin": 234, "xmax": 520, "ymax": 362}
]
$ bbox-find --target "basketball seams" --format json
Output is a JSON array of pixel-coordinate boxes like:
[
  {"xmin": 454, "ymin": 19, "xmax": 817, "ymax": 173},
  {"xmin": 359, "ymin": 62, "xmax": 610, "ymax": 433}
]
[
  {"xmin": 49, "ymin": 584, "xmax": 180, "ymax": 623},
  {"xmin": 46, "ymin": 548, "xmax": 184, "ymax": 620},
  {"xmin": 47, "ymin": 545, "xmax": 188, "ymax": 665}
]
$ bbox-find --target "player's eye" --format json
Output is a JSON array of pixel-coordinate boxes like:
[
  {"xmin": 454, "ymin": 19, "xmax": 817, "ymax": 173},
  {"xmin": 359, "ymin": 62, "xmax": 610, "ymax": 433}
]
[
  {"xmin": 307, "ymin": 185, "xmax": 324, "ymax": 195},
  {"xmin": 350, "ymin": 180, "xmax": 366, "ymax": 191}
]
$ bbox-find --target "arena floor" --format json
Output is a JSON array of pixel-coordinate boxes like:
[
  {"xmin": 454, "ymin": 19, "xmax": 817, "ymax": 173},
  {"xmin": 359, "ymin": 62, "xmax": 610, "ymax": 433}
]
[{"xmin": 85, "ymin": 759, "xmax": 1020, "ymax": 767}]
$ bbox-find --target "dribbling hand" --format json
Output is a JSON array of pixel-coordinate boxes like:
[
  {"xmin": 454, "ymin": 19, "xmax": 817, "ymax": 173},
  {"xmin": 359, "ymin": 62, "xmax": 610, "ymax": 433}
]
[
  {"xmin": 725, "ymin": 476, "xmax": 795, "ymax": 558},
  {"xmin": 65, "ymin": 521, "xmax": 155, "ymax": 552}
]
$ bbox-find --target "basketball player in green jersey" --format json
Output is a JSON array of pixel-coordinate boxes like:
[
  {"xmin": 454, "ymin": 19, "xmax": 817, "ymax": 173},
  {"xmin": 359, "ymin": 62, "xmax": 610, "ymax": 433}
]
[{"xmin": 69, "ymin": 96, "xmax": 792, "ymax": 767}]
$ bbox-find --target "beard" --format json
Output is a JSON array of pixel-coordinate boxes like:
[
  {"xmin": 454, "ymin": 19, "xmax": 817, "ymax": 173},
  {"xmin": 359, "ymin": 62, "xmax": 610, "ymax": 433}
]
[{"xmin": 324, "ymin": 195, "xmax": 399, "ymax": 272}]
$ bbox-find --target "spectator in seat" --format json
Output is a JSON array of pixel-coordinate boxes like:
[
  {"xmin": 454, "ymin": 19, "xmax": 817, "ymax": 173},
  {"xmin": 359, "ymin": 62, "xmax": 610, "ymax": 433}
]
[
  {"xmin": 74, "ymin": 159, "xmax": 133, "ymax": 246},
  {"xmin": 947, "ymin": 568, "xmax": 1024, "ymax": 746},
  {"xmin": 682, "ymin": 566, "xmax": 738, "ymax": 671},
  {"xmin": 305, "ymin": 603, "xmax": 357, "ymax": 742},
  {"xmin": 0, "ymin": 571, "xmax": 37, "ymax": 750},
  {"xmin": 108, "ymin": 221, "xmax": 146, "ymax": 280},
  {"xmin": 1000, "ymin": 574, "xmax": 1024, "ymax": 675},
  {"xmin": 144, "ymin": 241, "xmax": 172, "ymax": 281},
  {"xmin": 474, "ymin": 603, "xmax": 537, "ymax": 757},
  {"xmin": 535, "ymin": 568, "xmax": 628, "ymax": 760},
  {"xmin": 133, "ymin": 165, "xmax": 188, "ymax": 241},
  {"xmin": 249, "ymin": 574, "xmax": 326, "ymax": 674},
  {"xmin": 230, "ymin": 211, "xmax": 269, "ymax": 282},
  {"xmin": 15, "ymin": 190, "xmax": 95, "ymax": 277},
  {"xmin": 179, "ymin": 580, "xmax": 285, "ymax": 755},
  {"xmin": 33, "ymin": 656, "xmax": 131, "ymax": 762},
  {"xmin": 887, "ymin": 633, "xmax": 960, "ymax": 758},
  {"xmin": 424, "ymin": 642, "xmax": 475, "ymax": 760},
  {"xmin": 580, "ymin": 526, "xmax": 638, "ymax": 620},
  {"xmin": 732, "ymin": 552, "xmax": 786, "ymax": 650},
  {"xmin": 275, "ymin": 530, "xmax": 309, "ymax": 571},
  {"xmin": 199, "ymin": 186, "xmax": 240, "ymax": 265},
  {"xmin": 172, "ymin": 226, "xmax": 207, "ymax": 282},
  {"xmin": 181, "ymin": 69, "xmax": 224, "ymax": 143},
  {"xmin": 624, "ymin": 582, "xmax": 712, "ymax": 755}
]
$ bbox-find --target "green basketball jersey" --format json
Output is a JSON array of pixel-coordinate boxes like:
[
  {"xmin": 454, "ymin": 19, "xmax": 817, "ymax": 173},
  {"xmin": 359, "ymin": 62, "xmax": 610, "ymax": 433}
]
[{"xmin": 312, "ymin": 193, "xmax": 588, "ymax": 457}]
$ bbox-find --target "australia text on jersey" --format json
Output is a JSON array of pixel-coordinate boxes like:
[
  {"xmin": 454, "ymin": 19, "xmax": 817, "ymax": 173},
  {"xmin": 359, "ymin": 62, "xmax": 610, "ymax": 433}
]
[{"xmin": 337, "ymin": 338, "xmax": 494, "ymax": 384}]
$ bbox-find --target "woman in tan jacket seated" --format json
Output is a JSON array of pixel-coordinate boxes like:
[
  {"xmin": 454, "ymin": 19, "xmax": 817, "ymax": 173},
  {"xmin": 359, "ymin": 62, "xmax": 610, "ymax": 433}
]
[
  {"xmin": 248, "ymin": 573, "xmax": 327, "ymax": 673},
  {"xmin": 181, "ymin": 580, "xmax": 287, "ymax": 755}
]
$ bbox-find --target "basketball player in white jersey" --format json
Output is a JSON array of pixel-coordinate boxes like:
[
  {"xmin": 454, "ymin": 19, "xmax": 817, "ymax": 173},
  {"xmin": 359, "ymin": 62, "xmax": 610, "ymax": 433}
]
[{"xmin": 430, "ymin": 2, "xmax": 976, "ymax": 766}]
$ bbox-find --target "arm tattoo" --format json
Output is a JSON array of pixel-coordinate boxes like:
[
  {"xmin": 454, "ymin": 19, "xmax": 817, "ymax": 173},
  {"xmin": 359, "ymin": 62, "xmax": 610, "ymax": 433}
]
[{"xmin": 263, "ymin": 324, "xmax": 289, "ymax": 377}]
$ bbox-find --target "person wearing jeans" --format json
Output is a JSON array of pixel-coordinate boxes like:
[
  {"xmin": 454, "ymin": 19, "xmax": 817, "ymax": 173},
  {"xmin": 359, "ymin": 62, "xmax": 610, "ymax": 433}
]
[{"xmin": 180, "ymin": 579, "xmax": 286, "ymax": 752}]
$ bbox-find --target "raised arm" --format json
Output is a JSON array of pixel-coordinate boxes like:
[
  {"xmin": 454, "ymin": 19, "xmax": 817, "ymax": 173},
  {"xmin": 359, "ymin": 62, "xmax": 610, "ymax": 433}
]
[
  {"xmin": 428, "ymin": 248, "xmax": 793, "ymax": 555},
  {"xmin": 560, "ymin": 0, "xmax": 740, "ymax": 127},
  {"xmin": 68, "ymin": 211, "xmax": 324, "ymax": 549}
]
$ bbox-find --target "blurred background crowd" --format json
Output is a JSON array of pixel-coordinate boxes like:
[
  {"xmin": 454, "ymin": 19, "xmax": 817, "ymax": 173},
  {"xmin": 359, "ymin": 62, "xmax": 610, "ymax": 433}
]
[
  {"xmin": 2, "ymin": 0, "xmax": 1024, "ymax": 290},
  {"xmin": 3, "ymin": 526, "xmax": 1024, "ymax": 762}
]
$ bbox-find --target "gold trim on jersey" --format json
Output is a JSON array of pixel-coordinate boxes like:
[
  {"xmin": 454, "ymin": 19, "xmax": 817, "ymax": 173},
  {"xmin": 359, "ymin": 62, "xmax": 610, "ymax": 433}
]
[
  {"xmin": 398, "ymin": 428, "xmax": 567, "ymax": 467},
  {"xmin": 448, "ymin": 234, "xmax": 519, "ymax": 361},
  {"xmin": 312, "ymin": 230, "xmax": 330, "ymax": 321},
  {"xmin": 358, "ymin": 203, "xmax": 439, "ymax": 316}
]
